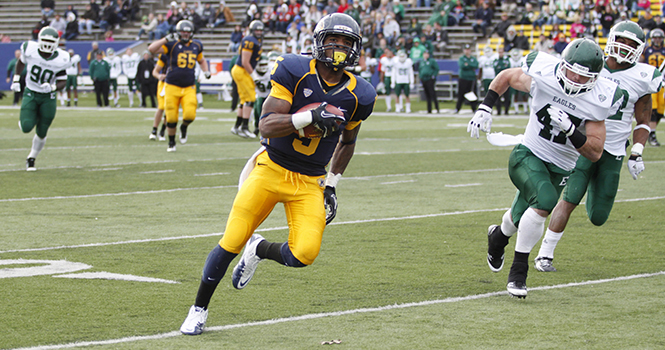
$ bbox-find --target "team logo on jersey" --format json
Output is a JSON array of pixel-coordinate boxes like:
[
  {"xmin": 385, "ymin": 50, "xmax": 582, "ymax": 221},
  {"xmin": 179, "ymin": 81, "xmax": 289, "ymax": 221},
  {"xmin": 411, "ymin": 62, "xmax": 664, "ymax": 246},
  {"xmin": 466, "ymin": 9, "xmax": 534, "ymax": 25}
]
[
  {"xmin": 304, "ymin": 88, "xmax": 313, "ymax": 98},
  {"xmin": 317, "ymin": 178, "xmax": 325, "ymax": 187},
  {"xmin": 598, "ymin": 94, "xmax": 607, "ymax": 102},
  {"xmin": 641, "ymin": 72, "xmax": 648, "ymax": 78}
]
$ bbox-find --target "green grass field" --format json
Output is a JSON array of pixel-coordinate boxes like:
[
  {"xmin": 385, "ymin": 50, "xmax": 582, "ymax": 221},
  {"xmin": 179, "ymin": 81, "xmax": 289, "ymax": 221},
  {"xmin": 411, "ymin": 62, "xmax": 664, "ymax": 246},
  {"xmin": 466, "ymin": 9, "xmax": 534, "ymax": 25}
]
[{"xmin": 1, "ymin": 93, "xmax": 664, "ymax": 349}]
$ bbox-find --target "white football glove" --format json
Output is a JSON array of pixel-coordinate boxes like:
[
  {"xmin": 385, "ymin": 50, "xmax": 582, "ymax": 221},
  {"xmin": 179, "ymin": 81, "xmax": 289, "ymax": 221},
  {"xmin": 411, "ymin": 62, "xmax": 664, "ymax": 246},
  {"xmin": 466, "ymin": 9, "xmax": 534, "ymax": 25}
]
[
  {"xmin": 10, "ymin": 82, "xmax": 21, "ymax": 92},
  {"xmin": 40, "ymin": 82, "xmax": 54, "ymax": 92},
  {"xmin": 627, "ymin": 155, "xmax": 644, "ymax": 180},
  {"xmin": 467, "ymin": 104, "xmax": 493, "ymax": 139},
  {"xmin": 548, "ymin": 106, "xmax": 574, "ymax": 135},
  {"xmin": 164, "ymin": 32, "xmax": 180, "ymax": 42},
  {"xmin": 204, "ymin": 71, "xmax": 211, "ymax": 79}
]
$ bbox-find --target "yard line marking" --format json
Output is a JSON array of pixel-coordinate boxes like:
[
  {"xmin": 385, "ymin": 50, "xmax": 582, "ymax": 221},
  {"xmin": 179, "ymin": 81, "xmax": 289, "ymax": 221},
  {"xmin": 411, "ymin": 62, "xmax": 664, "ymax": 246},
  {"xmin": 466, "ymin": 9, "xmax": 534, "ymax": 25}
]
[
  {"xmin": 381, "ymin": 180, "xmax": 416, "ymax": 185},
  {"xmin": 3, "ymin": 193, "xmax": 665, "ymax": 254},
  {"xmin": 139, "ymin": 170, "xmax": 175, "ymax": 174},
  {"xmin": 445, "ymin": 183, "xmax": 482, "ymax": 188},
  {"xmin": 194, "ymin": 172, "xmax": 230, "ymax": 176},
  {"xmin": 9, "ymin": 271, "xmax": 665, "ymax": 350},
  {"xmin": 0, "ymin": 185, "xmax": 237, "ymax": 203}
]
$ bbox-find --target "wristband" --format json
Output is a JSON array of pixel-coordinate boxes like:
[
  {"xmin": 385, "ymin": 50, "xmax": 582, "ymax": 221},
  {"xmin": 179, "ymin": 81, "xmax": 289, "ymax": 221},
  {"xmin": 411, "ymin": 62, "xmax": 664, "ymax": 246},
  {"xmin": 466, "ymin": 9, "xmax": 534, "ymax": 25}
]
[
  {"xmin": 481, "ymin": 89, "xmax": 500, "ymax": 108},
  {"xmin": 291, "ymin": 111, "xmax": 312, "ymax": 130},
  {"xmin": 12, "ymin": 75, "xmax": 20, "ymax": 83},
  {"xmin": 568, "ymin": 128, "xmax": 587, "ymax": 149},
  {"xmin": 634, "ymin": 124, "xmax": 651, "ymax": 133},
  {"xmin": 629, "ymin": 154, "xmax": 641, "ymax": 161},
  {"xmin": 325, "ymin": 172, "xmax": 342, "ymax": 188},
  {"xmin": 630, "ymin": 143, "xmax": 644, "ymax": 156}
]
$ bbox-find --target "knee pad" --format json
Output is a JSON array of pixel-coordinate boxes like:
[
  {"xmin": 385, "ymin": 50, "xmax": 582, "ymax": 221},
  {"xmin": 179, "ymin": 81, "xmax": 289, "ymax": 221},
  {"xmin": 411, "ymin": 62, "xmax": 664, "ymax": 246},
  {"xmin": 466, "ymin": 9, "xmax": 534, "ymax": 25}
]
[
  {"xmin": 279, "ymin": 243, "xmax": 307, "ymax": 268},
  {"xmin": 245, "ymin": 101, "xmax": 254, "ymax": 108},
  {"xmin": 651, "ymin": 110, "xmax": 663, "ymax": 123},
  {"xmin": 166, "ymin": 122, "xmax": 178, "ymax": 128}
]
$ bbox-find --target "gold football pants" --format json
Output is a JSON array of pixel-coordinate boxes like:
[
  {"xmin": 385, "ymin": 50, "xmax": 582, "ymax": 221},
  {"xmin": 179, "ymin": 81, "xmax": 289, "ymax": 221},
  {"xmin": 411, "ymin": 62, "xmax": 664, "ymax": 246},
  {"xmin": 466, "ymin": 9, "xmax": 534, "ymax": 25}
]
[{"xmin": 164, "ymin": 83, "xmax": 197, "ymax": 124}]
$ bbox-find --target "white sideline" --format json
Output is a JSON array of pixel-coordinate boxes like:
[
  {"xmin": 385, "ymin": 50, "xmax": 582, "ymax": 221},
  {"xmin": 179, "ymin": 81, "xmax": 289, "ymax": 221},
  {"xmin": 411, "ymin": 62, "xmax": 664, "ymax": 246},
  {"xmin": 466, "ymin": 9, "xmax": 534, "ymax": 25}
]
[{"xmin": 10, "ymin": 271, "xmax": 665, "ymax": 350}]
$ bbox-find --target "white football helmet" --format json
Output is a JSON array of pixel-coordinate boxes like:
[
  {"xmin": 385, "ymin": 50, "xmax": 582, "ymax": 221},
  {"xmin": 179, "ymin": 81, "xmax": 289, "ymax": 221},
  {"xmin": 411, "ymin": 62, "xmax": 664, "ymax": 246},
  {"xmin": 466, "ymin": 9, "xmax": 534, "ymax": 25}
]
[
  {"xmin": 397, "ymin": 50, "xmax": 407, "ymax": 63},
  {"xmin": 37, "ymin": 27, "xmax": 60, "ymax": 54},
  {"xmin": 605, "ymin": 21, "xmax": 646, "ymax": 65}
]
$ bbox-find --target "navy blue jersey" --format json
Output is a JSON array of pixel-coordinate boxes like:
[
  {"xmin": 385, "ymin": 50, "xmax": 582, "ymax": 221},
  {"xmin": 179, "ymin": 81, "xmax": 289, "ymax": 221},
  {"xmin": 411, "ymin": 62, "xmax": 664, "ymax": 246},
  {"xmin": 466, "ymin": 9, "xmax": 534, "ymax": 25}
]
[
  {"xmin": 160, "ymin": 39, "xmax": 204, "ymax": 87},
  {"xmin": 157, "ymin": 53, "xmax": 170, "ymax": 74},
  {"xmin": 235, "ymin": 35, "xmax": 262, "ymax": 70},
  {"xmin": 262, "ymin": 54, "xmax": 376, "ymax": 176}
]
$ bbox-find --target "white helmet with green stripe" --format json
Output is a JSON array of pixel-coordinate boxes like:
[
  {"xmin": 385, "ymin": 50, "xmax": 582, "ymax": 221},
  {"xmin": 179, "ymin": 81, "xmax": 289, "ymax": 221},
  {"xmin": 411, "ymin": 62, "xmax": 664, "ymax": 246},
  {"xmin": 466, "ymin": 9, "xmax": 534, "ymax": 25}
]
[{"xmin": 38, "ymin": 26, "xmax": 60, "ymax": 54}]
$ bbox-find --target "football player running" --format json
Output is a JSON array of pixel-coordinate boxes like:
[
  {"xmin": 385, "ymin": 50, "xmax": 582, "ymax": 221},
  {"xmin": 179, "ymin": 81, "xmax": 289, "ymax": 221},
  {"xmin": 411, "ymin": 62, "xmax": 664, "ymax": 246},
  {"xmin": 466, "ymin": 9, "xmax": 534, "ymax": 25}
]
[
  {"xmin": 534, "ymin": 21, "xmax": 661, "ymax": 272},
  {"xmin": 13, "ymin": 27, "xmax": 71, "ymax": 171},
  {"xmin": 641, "ymin": 28, "xmax": 665, "ymax": 146},
  {"xmin": 468, "ymin": 38, "xmax": 625, "ymax": 298},
  {"xmin": 148, "ymin": 19, "xmax": 211, "ymax": 152},
  {"xmin": 180, "ymin": 13, "xmax": 376, "ymax": 335},
  {"xmin": 230, "ymin": 20, "xmax": 264, "ymax": 138}
]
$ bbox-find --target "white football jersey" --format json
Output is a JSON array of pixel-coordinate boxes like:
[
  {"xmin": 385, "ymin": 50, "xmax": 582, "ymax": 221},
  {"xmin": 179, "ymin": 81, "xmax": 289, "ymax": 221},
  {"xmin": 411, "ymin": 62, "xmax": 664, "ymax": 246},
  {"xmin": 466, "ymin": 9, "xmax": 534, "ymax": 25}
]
[
  {"xmin": 105, "ymin": 55, "xmax": 123, "ymax": 79},
  {"xmin": 600, "ymin": 63, "xmax": 662, "ymax": 156},
  {"xmin": 520, "ymin": 51, "xmax": 623, "ymax": 171},
  {"xmin": 478, "ymin": 53, "xmax": 497, "ymax": 80},
  {"xmin": 65, "ymin": 54, "xmax": 81, "ymax": 76},
  {"xmin": 392, "ymin": 58, "xmax": 414, "ymax": 85},
  {"xmin": 20, "ymin": 41, "xmax": 71, "ymax": 93},
  {"xmin": 121, "ymin": 52, "xmax": 141, "ymax": 79},
  {"xmin": 380, "ymin": 56, "xmax": 395, "ymax": 78},
  {"xmin": 254, "ymin": 70, "xmax": 271, "ymax": 98}
]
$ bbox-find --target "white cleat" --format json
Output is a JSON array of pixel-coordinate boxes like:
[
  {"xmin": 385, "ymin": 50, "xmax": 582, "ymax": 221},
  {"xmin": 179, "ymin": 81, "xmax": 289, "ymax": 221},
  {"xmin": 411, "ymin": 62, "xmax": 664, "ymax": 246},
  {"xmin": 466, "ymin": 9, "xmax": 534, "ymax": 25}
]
[
  {"xmin": 241, "ymin": 128, "xmax": 256, "ymax": 139},
  {"xmin": 231, "ymin": 126, "xmax": 247, "ymax": 138},
  {"xmin": 507, "ymin": 281, "xmax": 527, "ymax": 298},
  {"xmin": 167, "ymin": 144, "xmax": 176, "ymax": 152},
  {"xmin": 149, "ymin": 133, "xmax": 157, "ymax": 140},
  {"xmin": 180, "ymin": 305, "xmax": 208, "ymax": 335},
  {"xmin": 231, "ymin": 234, "xmax": 265, "ymax": 289},
  {"xmin": 534, "ymin": 257, "xmax": 557, "ymax": 272},
  {"xmin": 158, "ymin": 135, "xmax": 166, "ymax": 141}
]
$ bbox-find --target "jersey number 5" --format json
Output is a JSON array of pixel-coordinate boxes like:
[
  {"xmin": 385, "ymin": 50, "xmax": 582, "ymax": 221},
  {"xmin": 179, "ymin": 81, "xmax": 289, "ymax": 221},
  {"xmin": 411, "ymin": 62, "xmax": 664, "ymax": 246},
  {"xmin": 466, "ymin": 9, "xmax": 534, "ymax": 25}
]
[{"xmin": 177, "ymin": 53, "xmax": 197, "ymax": 69}]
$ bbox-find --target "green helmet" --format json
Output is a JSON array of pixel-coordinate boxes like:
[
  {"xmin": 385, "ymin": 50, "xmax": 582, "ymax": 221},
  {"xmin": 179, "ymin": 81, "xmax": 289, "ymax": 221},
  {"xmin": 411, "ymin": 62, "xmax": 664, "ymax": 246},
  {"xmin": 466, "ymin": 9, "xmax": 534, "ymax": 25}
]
[
  {"xmin": 605, "ymin": 21, "xmax": 646, "ymax": 64},
  {"xmin": 256, "ymin": 54, "xmax": 269, "ymax": 74},
  {"xmin": 555, "ymin": 38, "xmax": 604, "ymax": 97},
  {"xmin": 38, "ymin": 26, "xmax": 59, "ymax": 54}
]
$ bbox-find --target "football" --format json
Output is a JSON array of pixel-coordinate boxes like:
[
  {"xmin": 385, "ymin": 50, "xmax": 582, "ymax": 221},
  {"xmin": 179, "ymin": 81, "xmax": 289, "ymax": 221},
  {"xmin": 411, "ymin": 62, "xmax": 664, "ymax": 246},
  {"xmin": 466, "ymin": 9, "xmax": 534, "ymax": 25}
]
[{"xmin": 294, "ymin": 103, "xmax": 345, "ymax": 138}]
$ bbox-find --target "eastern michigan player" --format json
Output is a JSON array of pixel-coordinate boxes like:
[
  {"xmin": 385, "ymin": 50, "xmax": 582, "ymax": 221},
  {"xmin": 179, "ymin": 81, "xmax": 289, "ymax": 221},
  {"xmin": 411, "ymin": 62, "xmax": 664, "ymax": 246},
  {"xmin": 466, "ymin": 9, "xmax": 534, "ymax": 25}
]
[
  {"xmin": 11, "ymin": 27, "xmax": 71, "ymax": 171},
  {"xmin": 180, "ymin": 13, "xmax": 376, "ymax": 336},
  {"xmin": 250, "ymin": 53, "xmax": 271, "ymax": 137},
  {"xmin": 468, "ymin": 38, "xmax": 625, "ymax": 298},
  {"xmin": 641, "ymin": 28, "xmax": 665, "ymax": 146},
  {"xmin": 121, "ymin": 48, "xmax": 141, "ymax": 107},
  {"xmin": 105, "ymin": 48, "xmax": 123, "ymax": 107},
  {"xmin": 535, "ymin": 21, "xmax": 661, "ymax": 272},
  {"xmin": 148, "ymin": 19, "xmax": 211, "ymax": 152}
]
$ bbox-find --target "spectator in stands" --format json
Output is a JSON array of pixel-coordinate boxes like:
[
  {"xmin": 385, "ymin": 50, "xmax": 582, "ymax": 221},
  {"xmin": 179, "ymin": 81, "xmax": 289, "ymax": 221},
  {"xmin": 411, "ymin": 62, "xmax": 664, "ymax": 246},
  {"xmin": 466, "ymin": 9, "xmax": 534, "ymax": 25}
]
[
  {"xmin": 490, "ymin": 12, "xmax": 511, "ymax": 38},
  {"xmin": 64, "ymin": 12, "xmax": 80, "ymax": 40},
  {"xmin": 89, "ymin": 0, "xmax": 101, "ymax": 15},
  {"xmin": 201, "ymin": 3, "xmax": 215, "ymax": 27},
  {"xmin": 64, "ymin": 5, "xmax": 78, "ymax": 20},
  {"xmin": 324, "ymin": 0, "xmax": 339, "ymax": 15},
  {"xmin": 430, "ymin": 23, "xmax": 449, "ymax": 52},
  {"xmin": 392, "ymin": 0, "xmax": 405, "ymax": 23},
  {"xmin": 501, "ymin": 0, "xmax": 516, "ymax": 14},
  {"xmin": 50, "ymin": 13, "xmax": 67, "ymax": 37},
  {"xmin": 136, "ymin": 14, "xmax": 156, "ymax": 40},
  {"xmin": 246, "ymin": 0, "xmax": 260, "ymax": 26},
  {"xmin": 153, "ymin": 14, "xmax": 170, "ymax": 39},
  {"xmin": 407, "ymin": 17, "xmax": 423, "ymax": 39},
  {"xmin": 275, "ymin": 0, "xmax": 290, "ymax": 33},
  {"xmin": 287, "ymin": 15, "xmax": 304, "ymax": 38},
  {"xmin": 504, "ymin": 26, "xmax": 529, "ymax": 51},
  {"xmin": 532, "ymin": 5, "xmax": 550, "ymax": 29},
  {"xmin": 305, "ymin": 4, "xmax": 322, "ymax": 29},
  {"xmin": 569, "ymin": 14, "xmax": 587, "ymax": 38},
  {"xmin": 472, "ymin": 1, "xmax": 493, "ymax": 38},
  {"xmin": 105, "ymin": 29, "xmax": 114, "ymax": 41},
  {"xmin": 516, "ymin": 2, "xmax": 536, "ymax": 24},
  {"xmin": 0, "ymin": 34, "xmax": 11, "ymax": 43},
  {"xmin": 99, "ymin": 0, "xmax": 121, "ymax": 31},
  {"xmin": 137, "ymin": 51, "xmax": 156, "ymax": 108},
  {"xmin": 383, "ymin": 14, "xmax": 401, "ymax": 45},
  {"xmin": 32, "ymin": 16, "xmax": 50, "ymax": 40},
  {"xmin": 338, "ymin": 0, "xmax": 350, "ymax": 13},
  {"xmin": 120, "ymin": 0, "xmax": 141, "ymax": 22},
  {"xmin": 599, "ymin": 3, "xmax": 616, "ymax": 37},
  {"xmin": 79, "ymin": 4, "xmax": 99, "ymax": 35},
  {"xmin": 166, "ymin": 1, "xmax": 179, "ymax": 25},
  {"xmin": 228, "ymin": 24, "xmax": 243, "ymax": 52},
  {"xmin": 345, "ymin": 2, "xmax": 362, "ymax": 25},
  {"xmin": 429, "ymin": 0, "xmax": 456, "ymax": 27},
  {"xmin": 452, "ymin": 0, "xmax": 467, "ymax": 25},
  {"xmin": 654, "ymin": 15, "xmax": 665, "ymax": 32},
  {"xmin": 87, "ymin": 41, "xmax": 105, "ymax": 63},
  {"xmin": 417, "ymin": 0, "xmax": 431, "ymax": 8},
  {"xmin": 217, "ymin": 1, "xmax": 236, "ymax": 28},
  {"xmin": 639, "ymin": 8, "xmax": 657, "ymax": 32},
  {"xmin": 419, "ymin": 50, "xmax": 440, "ymax": 114},
  {"xmin": 553, "ymin": 32, "xmax": 568, "ymax": 54},
  {"xmin": 637, "ymin": 0, "xmax": 651, "ymax": 11},
  {"xmin": 533, "ymin": 33, "xmax": 553, "ymax": 52},
  {"xmin": 41, "ymin": 0, "xmax": 56, "ymax": 17},
  {"xmin": 410, "ymin": 37, "xmax": 427, "ymax": 69}
]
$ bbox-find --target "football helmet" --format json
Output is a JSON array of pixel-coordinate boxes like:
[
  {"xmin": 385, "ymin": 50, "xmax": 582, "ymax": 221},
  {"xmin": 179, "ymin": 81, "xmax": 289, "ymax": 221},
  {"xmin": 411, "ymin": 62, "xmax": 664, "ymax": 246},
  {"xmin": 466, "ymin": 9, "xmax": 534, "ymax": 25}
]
[
  {"xmin": 605, "ymin": 21, "xmax": 646, "ymax": 64},
  {"xmin": 650, "ymin": 28, "xmax": 664, "ymax": 49},
  {"xmin": 256, "ymin": 54, "xmax": 269, "ymax": 74},
  {"xmin": 397, "ymin": 50, "xmax": 407, "ymax": 63},
  {"xmin": 249, "ymin": 20, "xmax": 264, "ymax": 41},
  {"xmin": 312, "ymin": 13, "xmax": 362, "ymax": 70},
  {"xmin": 555, "ymin": 38, "xmax": 604, "ymax": 97},
  {"xmin": 509, "ymin": 48, "xmax": 522, "ymax": 62},
  {"xmin": 175, "ymin": 19, "xmax": 195, "ymax": 43},
  {"xmin": 483, "ymin": 46, "xmax": 493, "ymax": 57},
  {"xmin": 37, "ymin": 26, "xmax": 59, "ymax": 54},
  {"xmin": 106, "ymin": 47, "xmax": 115, "ymax": 57}
]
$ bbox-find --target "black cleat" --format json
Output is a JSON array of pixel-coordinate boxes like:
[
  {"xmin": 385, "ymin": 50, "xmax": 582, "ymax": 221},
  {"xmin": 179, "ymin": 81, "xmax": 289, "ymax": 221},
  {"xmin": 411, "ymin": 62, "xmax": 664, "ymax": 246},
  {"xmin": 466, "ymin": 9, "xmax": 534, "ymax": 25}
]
[
  {"xmin": 26, "ymin": 157, "xmax": 36, "ymax": 171},
  {"xmin": 507, "ymin": 281, "xmax": 527, "ymax": 298},
  {"xmin": 507, "ymin": 260, "xmax": 529, "ymax": 298},
  {"xmin": 487, "ymin": 225, "xmax": 509, "ymax": 272},
  {"xmin": 649, "ymin": 132, "xmax": 660, "ymax": 147}
]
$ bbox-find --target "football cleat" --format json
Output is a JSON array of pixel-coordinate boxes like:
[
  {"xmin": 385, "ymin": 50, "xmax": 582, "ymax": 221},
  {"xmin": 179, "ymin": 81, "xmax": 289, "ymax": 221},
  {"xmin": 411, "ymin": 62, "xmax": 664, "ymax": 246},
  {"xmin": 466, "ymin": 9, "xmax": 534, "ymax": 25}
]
[
  {"xmin": 231, "ymin": 126, "xmax": 247, "ymax": 138},
  {"xmin": 180, "ymin": 305, "xmax": 208, "ymax": 335},
  {"xmin": 167, "ymin": 142, "xmax": 176, "ymax": 152},
  {"xmin": 506, "ymin": 281, "xmax": 527, "ymax": 298},
  {"xmin": 487, "ymin": 225, "xmax": 508, "ymax": 272},
  {"xmin": 231, "ymin": 234, "xmax": 265, "ymax": 289},
  {"xmin": 180, "ymin": 125, "xmax": 188, "ymax": 144},
  {"xmin": 158, "ymin": 135, "xmax": 166, "ymax": 142},
  {"xmin": 649, "ymin": 132, "xmax": 660, "ymax": 147},
  {"xmin": 534, "ymin": 257, "xmax": 557, "ymax": 272},
  {"xmin": 241, "ymin": 128, "xmax": 256, "ymax": 139},
  {"xmin": 26, "ymin": 158, "xmax": 36, "ymax": 171},
  {"xmin": 149, "ymin": 133, "xmax": 157, "ymax": 140}
]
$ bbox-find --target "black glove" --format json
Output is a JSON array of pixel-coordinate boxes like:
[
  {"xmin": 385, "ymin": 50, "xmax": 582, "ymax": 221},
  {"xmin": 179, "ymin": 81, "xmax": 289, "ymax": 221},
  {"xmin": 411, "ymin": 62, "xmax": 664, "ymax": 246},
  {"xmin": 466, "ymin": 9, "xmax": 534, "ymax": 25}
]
[
  {"xmin": 324, "ymin": 186, "xmax": 338, "ymax": 224},
  {"xmin": 311, "ymin": 102, "xmax": 345, "ymax": 138}
]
